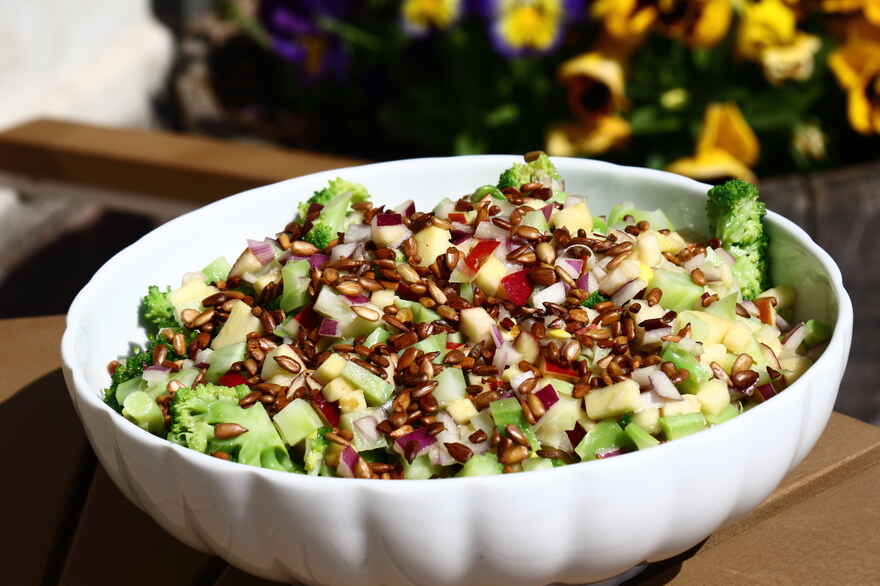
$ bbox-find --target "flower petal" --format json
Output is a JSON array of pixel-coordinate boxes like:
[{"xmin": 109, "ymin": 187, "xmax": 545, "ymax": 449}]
[
  {"xmin": 666, "ymin": 148, "xmax": 756, "ymax": 183},
  {"xmin": 696, "ymin": 103, "xmax": 759, "ymax": 167}
]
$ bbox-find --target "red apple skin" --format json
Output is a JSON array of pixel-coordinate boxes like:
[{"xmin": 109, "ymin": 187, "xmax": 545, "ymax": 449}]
[
  {"xmin": 311, "ymin": 395, "xmax": 341, "ymax": 427},
  {"xmin": 446, "ymin": 342, "xmax": 464, "ymax": 350},
  {"xmin": 754, "ymin": 297, "xmax": 775, "ymax": 326},
  {"xmin": 448, "ymin": 212, "xmax": 467, "ymax": 223},
  {"xmin": 464, "ymin": 240, "xmax": 500, "ymax": 271},
  {"xmin": 540, "ymin": 358, "xmax": 580, "ymax": 382},
  {"xmin": 217, "ymin": 372, "xmax": 249, "ymax": 387},
  {"xmin": 500, "ymin": 270, "xmax": 533, "ymax": 305}
]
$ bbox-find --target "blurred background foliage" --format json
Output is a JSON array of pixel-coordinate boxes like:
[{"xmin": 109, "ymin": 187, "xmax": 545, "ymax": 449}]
[{"xmin": 166, "ymin": 0, "xmax": 880, "ymax": 180}]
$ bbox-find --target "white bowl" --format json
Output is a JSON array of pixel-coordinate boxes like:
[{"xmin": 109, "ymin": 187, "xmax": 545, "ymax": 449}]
[{"xmin": 62, "ymin": 156, "xmax": 853, "ymax": 585}]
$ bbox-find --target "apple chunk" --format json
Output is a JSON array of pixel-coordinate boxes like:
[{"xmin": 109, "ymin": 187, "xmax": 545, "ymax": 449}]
[
  {"xmin": 413, "ymin": 225, "xmax": 452, "ymax": 267},
  {"xmin": 460, "ymin": 307, "xmax": 496, "ymax": 344}
]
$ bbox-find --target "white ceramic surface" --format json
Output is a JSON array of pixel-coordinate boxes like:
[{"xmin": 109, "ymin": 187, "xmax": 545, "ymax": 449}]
[{"xmin": 61, "ymin": 156, "xmax": 853, "ymax": 586}]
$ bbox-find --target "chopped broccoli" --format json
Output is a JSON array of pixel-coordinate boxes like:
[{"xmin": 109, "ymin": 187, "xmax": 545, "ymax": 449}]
[
  {"xmin": 297, "ymin": 177, "xmax": 370, "ymax": 223},
  {"xmin": 141, "ymin": 285, "xmax": 177, "ymax": 333},
  {"xmin": 303, "ymin": 191, "xmax": 355, "ymax": 250},
  {"xmin": 167, "ymin": 384, "xmax": 298, "ymax": 473},
  {"xmin": 706, "ymin": 180, "xmax": 769, "ymax": 300},
  {"xmin": 497, "ymin": 153, "xmax": 564, "ymax": 192},
  {"xmin": 582, "ymin": 291, "xmax": 609, "ymax": 308},
  {"xmin": 105, "ymin": 349, "xmax": 153, "ymax": 412}
]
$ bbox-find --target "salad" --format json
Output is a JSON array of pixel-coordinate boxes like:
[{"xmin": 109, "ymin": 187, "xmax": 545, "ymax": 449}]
[{"xmin": 104, "ymin": 153, "xmax": 832, "ymax": 479}]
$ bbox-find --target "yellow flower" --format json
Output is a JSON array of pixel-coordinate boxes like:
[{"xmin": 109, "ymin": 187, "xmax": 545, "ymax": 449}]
[
  {"xmin": 402, "ymin": 0, "xmax": 462, "ymax": 34},
  {"xmin": 558, "ymin": 52, "xmax": 628, "ymax": 124},
  {"xmin": 659, "ymin": 0, "xmax": 733, "ymax": 48},
  {"xmin": 761, "ymin": 33, "xmax": 822, "ymax": 84},
  {"xmin": 822, "ymin": 0, "xmax": 880, "ymax": 24},
  {"xmin": 829, "ymin": 28, "xmax": 880, "ymax": 133},
  {"xmin": 493, "ymin": 0, "xmax": 566, "ymax": 55},
  {"xmin": 667, "ymin": 103, "xmax": 760, "ymax": 182},
  {"xmin": 545, "ymin": 116, "xmax": 632, "ymax": 156},
  {"xmin": 591, "ymin": 0, "xmax": 657, "ymax": 40},
  {"xmin": 737, "ymin": 0, "xmax": 797, "ymax": 60}
]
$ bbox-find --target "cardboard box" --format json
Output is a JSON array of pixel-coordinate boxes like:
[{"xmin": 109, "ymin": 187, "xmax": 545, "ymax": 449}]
[{"xmin": 3, "ymin": 315, "xmax": 879, "ymax": 585}]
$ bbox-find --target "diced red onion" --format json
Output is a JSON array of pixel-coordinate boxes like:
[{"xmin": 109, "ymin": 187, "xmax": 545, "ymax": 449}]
[
  {"xmin": 541, "ymin": 204, "xmax": 554, "ymax": 220},
  {"xmin": 775, "ymin": 314, "xmax": 791, "ymax": 332},
  {"xmin": 492, "ymin": 341, "xmax": 520, "ymax": 372},
  {"xmin": 649, "ymin": 371, "xmax": 682, "ymax": 400},
  {"xmin": 612, "ymin": 278, "xmax": 647, "ymax": 307},
  {"xmin": 641, "ymin": 327, "xmax": 672, "ymax": 346},
  {"xmin": 353, "ymin": 415, "xmax": 379, "ymax": 444},
  {"xmin": 754, "ymin": 383, "xmax": 777, "ymax": 402},
  {"xmin": 683, "ymin": 253, "xmax": 706, "ymax": 274},
  {"xmin": 394, "ymin": 427, "xmax": 437, "ymax": 462},
  {"xmin": 450, "ymin": 230, "xmax": 471, "ymax": 244},
  {"xmin": 376, "ymin": 212, "xmax": 403, "ymax": 226},
  {"xmin": 308, "ymin": 254, "xmax": 328, "ymax": 269},
  {"xmin": 330, "ymin": 242, "xmax": 358, "ymax": 261},
  {"xmin": 490, "ymin": 324, "xmax": 504, "ymax": 348},
  {"xmin": 434, "ymin": 199, "xmax": 455, "ymax": 219},
  {"xmin": 596, "ymin": 447, "xmax": 625, "ymax": 459},
  {"xmin": 716, "ymin": 248, "xmax": 736, "ymax": 266},
  {"xmin": 318, "ymin": 318, "xmax": 341, "ymax": 337},
  {"xmin": 142, "ymin": 365, "xmax": 170, "ymax": 385},
  {"xmin": 566, "ymin": 422, "xmax": 586, "ymax": 448},
  {"xmin": 247, "ymin": 239, "xmax": 275, "ymax": 265},
  {"xmin": 592, "ymin": 265, "xmax": 607, "ymax": 281},
  {"xmin": 782, "ymin": 322, "xmax": 807, "ymax": 354},
  {"xmin": 337, "ymin": 446, "xmax": 359, "ymax": 478},
  {"xmin": 428, "ymin": 444, "xmax": 457, "ymax": 466},
  {"xmin": 700, "ymin": 263, "xmax": 725, "ymax": 283},
  {"xmin": 344, "ymin": 223, "xmax": 372, "ymax": 243},
  {"xmin": 344, "ymin": 295, "xmax": 371, "ymax": 305},
  {"xmin": 531, "ymin": 281, "xmax": 566, "ymax": 307},
  {"xmin": 450, "ymin": 221, "xmax": 473, "ymax": 234},
  {"xmin": 631, "ymin": 365, "xmax": 660, "ymax": 389},
  {"xmin": 474, "ymin": 221, "xmax": 509, "ymax": 241},
  {"xmin": 535, "ymin": 385, "xmax": 559, "ymax": 411},
  {"xmin": 511, "ymin": 370, "xmax": 535, "ymax": 391},
  {"xmin": 554, "ymin": 257, "xmax": 581, "ymax": 278},
  {"xmin": 394, "ymin": 200, "xmax": 415, "ymax": 218}
]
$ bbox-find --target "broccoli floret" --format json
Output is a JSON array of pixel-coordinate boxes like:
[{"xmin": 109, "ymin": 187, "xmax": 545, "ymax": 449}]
[
  {"xmin": 141, "ymin": 285, "xmax": 177, "ymax": 333},
  {"xmin": 104, "ymin": 349, "xmax": 153, "ymax": 412},
  {"xmin": 706, "ymin": 180, "xmax": 769, "ymax": 300},
  {"xmin": 303, "ymin": 191, "xmax": 354, "ymax": 250},
  {"xmin": 297, "ymin": 177, "xmax": 370, "ymax": 222},
  {"xmin": 582, "ymin": 291, "xmax": 609, "ymax": 308},
  {"xmin": 168, "ymin": 383, "xmax": 297, "ymax": 473},
  {"xmin": 497, "ymin": 153, "xmax": 563, "ymax": 192}
]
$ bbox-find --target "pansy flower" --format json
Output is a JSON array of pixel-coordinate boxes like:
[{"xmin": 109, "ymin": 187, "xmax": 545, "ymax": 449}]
[
  {"xmin": 481, "ymin": 0, "xmax": 585, "ymax": 57},
  {"xmin": 667, "ymin": 103, "xmax": 760, "ymax": 182},
  {"xmin": 829, "ymin": 20, "xmax": 880, "ymax": 134},
  {"xmin": 258, "ymin": 0, "xmax": 349, "ymax": 78},
  {"xmin": 545, "ymin": 51, "xmax": 631, "ymax": 156},
  {"xmin": 401, "ymin": 0, "xmax": 464, "ymax": 36}
]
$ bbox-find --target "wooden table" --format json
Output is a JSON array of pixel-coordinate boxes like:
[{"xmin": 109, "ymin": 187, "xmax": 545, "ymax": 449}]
[{"xmin": 4, "ymin": 315, "xmax": 880, "ymax": 586}]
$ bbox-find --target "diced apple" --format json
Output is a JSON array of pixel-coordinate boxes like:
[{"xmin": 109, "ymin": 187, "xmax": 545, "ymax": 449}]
[
  {"xmin": 267, "ymin": 373, "xmax": 295, "ymax": 388},
  {"xmin": 550, "ymin": 202, "xmax": 593, "ymax": 235},
  {"xmin": 211, "ymin": 300, "xmax": 262, "ymax": 349},
  {"xmin": 722, "ymin": 322, "xmax": 753, "ymax": 354},
  {"xmin": 261, "ymin": 344, "xmax": 304, "ymax": 380},
  {"xmin": 499, "ymin": 270, "xmax": 533, "ymax": 305},
  {"xmin": 447, "ymin": 397, "xmax": 478, "ymax": 424},
  {"xmin": 253, "ymin": 267, "xmax": 281, "ymax": 297},
  {"xmin": 781, "ymin": 355, "xmax": 812, "ymax": 384},
  {"xmin": 636, "ymin": 232, "xmax": 662, "ymax": 267},
  {"xmin": 678, "ymin": 311, "xmax": 731, "ymax": 345},
  {"xmin": 756, "ymin": 325, "xmax": 783, "ymax": 357},
  {"xmin": 229, "ymin": 248, "xmax": 263, "ymax": 279},
  {"xmin": 540, "ymin": 358, "xmax": 579, "ymax": 383},
  {"xmin": 515, "ymin": 331, "xmax": 539, "ymax": 363},
  {"xmin": 584, "ymin": 379, "xmax": 640, "ymax": 420},
  {"xmin": 695, "ymin": 379, "xmax": 730, "ymax": 416},
  {"xmin": 413, "ymin": 225, "xmax": 452, "ymax": 267},
  {"xmin": 474, "ymin": 255, "xmax": 507, "ymax": 297},
  {"xmin": 655, "ymin": 231, "xmax": 687, "ymax": 253},
  {"xmin": 167, "ymin": 277, "xmax": 219, "ymax": 322},
  {"xmin": 338, "ymin": 390, "xmax": 367, "ymax": 414},
  {"xmin": 599, "ymin": 259, "xmax": 641, "ymax": 295},
  {"xmin": 314, "ymin": 354, "xmax": 347, "ymax": 383},
  {"xmin": 633, "ymin": 407, "xmax": 660, "ymax": 435},
  {"xmin": 661, "ymin": 395, "xmax": 701, "ymax": 417},
  {"xmin": 699, "ymin": 343, "xmax": 728, "ymax": 367},
  {"xmin": 322, "ymin": 377, "xmax": 358, "ymax": 401},
  {"xmin": 757, "ymin": 285, "xmax": 795, "ymax": 310},
  {"xmin": 460, "ymin": 307, "xmax": 496, "ymax": 344},
  {"xmin": 370, "ymin": 289, "xmax": 395, "ymax": 309}
]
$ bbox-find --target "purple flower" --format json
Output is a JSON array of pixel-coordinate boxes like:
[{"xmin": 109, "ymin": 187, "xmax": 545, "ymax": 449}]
[
  {"xmin": 258, "ymin": 0, "xmax": 349, "ymax": 78},
  {"xmin": 478, "ymin": 0, "xmax": 585, "ymax": 58}
]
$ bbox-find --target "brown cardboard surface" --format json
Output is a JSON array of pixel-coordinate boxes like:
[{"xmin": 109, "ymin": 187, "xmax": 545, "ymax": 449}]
[{"xmin": 1, "ymin": 314, "xmax": 879, "ymax": 585}]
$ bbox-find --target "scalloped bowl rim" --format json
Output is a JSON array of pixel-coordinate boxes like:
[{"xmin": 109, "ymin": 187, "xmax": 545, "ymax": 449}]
[{"xmin": 61, "ymin": 155, "xmax": 853, "ymax": 491}]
